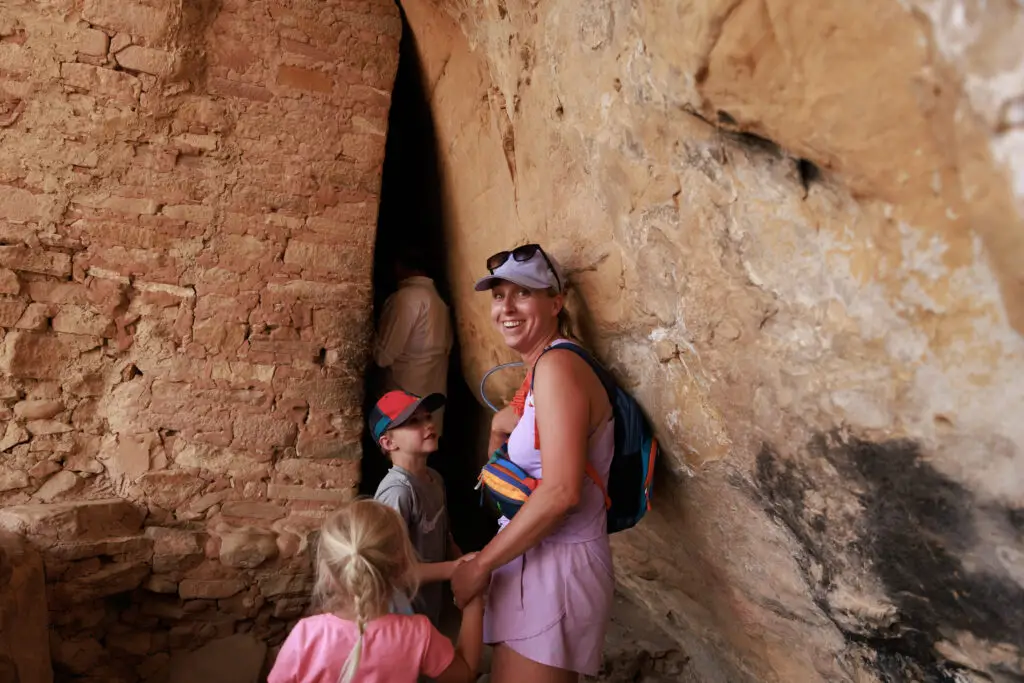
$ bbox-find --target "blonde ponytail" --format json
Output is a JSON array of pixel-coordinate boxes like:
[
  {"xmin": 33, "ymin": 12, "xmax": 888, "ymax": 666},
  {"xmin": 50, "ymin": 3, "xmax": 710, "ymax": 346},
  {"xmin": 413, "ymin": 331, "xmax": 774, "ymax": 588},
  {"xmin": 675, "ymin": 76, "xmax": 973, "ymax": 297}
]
[{"xmin": 312, "ymin": 499, "xmax": 420, "ymax": 683}]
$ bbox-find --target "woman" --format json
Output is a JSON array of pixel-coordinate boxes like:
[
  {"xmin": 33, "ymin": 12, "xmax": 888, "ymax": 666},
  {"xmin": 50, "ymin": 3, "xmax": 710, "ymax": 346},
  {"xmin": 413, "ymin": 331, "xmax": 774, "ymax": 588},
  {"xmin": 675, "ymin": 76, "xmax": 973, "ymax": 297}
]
[{"xmin": 451, "ymin": 244, "xmax": 614, "ymax": 683}]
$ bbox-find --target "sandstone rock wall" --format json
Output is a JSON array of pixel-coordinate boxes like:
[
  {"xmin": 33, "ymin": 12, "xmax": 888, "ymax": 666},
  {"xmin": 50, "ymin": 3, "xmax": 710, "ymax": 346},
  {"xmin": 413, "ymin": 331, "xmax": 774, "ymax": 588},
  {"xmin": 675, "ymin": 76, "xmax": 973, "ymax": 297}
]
[
  {"xmin": 0, "ymin": 0, "xmax": 399, "ymax": 679},
  {"xmin": 398, "ymin": 0, "xmax": 1024, "ymax": 680}
]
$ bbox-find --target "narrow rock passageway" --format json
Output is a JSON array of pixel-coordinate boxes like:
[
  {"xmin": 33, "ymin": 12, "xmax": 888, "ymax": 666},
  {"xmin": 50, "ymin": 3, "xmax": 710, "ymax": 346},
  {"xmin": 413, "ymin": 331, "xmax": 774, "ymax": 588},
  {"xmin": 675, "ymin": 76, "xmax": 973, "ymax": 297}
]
[{"xmin": 360, "ymin": 5, "xmax": 496, "ymax": 557}]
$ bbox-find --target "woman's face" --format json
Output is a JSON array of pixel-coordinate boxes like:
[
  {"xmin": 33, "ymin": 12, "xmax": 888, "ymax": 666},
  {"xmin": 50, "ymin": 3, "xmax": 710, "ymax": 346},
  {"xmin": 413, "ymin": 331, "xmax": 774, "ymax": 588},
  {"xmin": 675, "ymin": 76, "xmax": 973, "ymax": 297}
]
[{"xmin": 490, "ymin": 280, "xmax": 562, "ymax": 352}]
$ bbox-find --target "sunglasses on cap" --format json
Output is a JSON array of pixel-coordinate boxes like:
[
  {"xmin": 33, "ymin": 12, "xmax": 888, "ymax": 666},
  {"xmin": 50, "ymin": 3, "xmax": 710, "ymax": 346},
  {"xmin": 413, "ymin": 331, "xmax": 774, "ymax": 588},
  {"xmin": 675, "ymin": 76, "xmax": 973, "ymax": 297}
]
[{"xmin": 486, "ymin": 243, "xmax": 562, "ymax": 293}]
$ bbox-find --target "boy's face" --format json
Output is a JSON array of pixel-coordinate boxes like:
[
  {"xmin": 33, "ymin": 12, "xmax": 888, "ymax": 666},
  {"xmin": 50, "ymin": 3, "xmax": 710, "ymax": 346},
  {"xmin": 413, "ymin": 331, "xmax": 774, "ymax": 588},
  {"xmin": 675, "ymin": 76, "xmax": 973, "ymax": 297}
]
[{"xmin": 379, "ymin": 408, "xmax": 438, "ymax": 456}]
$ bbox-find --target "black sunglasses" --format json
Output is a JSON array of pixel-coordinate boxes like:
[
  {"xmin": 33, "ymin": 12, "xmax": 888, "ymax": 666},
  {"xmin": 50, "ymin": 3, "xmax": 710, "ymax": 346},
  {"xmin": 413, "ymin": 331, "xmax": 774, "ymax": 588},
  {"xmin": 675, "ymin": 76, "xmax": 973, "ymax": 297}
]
[{"xmin": 486, "ymin": 244, "xmax": 562, "ymax": 292}]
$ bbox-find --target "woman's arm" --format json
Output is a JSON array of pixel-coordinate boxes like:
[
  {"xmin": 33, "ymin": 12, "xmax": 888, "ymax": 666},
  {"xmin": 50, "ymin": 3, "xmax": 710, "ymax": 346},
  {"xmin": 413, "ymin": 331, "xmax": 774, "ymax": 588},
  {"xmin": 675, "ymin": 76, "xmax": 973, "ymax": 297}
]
[
  {"xmin": 453, "ymin": 350, "xmax": 593, "ymax": 604},
  {"xmin": 488, "ymin": 404, "xmax": 519, "ymax": 452}
]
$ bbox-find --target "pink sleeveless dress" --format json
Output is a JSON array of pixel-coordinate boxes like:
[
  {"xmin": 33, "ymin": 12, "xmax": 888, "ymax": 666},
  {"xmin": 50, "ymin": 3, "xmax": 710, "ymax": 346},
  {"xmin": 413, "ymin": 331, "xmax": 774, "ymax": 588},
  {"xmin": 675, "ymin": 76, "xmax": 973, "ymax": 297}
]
[{"xmin": 482, "ymin": 351, "xmax": 615, "ymax": 675}]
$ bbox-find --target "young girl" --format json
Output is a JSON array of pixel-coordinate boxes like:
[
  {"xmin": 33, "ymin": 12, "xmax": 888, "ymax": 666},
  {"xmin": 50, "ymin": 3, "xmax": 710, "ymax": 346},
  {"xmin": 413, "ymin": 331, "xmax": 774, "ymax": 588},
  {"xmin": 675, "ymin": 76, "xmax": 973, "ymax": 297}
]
[{"xmin": 268, "ymin": 499, "xmax": 484, "ymax": 683}]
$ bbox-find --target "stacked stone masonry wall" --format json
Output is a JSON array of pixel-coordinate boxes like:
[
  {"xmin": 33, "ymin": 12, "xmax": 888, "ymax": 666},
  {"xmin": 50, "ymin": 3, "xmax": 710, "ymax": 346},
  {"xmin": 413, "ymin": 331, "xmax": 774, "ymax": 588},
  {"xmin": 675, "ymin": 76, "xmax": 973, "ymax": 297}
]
[{"xmin": 0, "ymin": 0, "xmax": 400, "ymax": 680}]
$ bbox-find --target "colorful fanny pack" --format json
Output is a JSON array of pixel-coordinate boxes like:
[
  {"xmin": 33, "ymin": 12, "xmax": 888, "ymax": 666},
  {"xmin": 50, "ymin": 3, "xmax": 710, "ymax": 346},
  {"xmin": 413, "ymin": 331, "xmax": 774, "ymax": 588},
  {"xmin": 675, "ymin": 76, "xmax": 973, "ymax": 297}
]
[{"xmin": 476, "ymin": 445, "xmax": 538, "ymax": 520}]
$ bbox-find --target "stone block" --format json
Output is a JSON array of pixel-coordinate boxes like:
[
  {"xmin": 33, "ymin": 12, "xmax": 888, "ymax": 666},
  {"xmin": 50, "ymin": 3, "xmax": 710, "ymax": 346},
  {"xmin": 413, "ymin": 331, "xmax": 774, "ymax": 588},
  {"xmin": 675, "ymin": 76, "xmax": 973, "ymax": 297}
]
[
  {"xmin": 75, "ymin": 28, "xmax": 110, "ymax": 57},
  {"xmin": 272, "ymin": 597, "xmax": 306, "ymax": 619},
  {"xmin": 276, "ymin": 65, "xmax": 333, "ymax": 93},
  {"xmin": 246, "ymin": 339, "xmax": 321, "ymax": 363},
  {"xmin": 100, "ymin": 432, "xmax": 152, "ymax": 485},
  {"xmin": 0, "ymin": 498, "xmax": 144, "ymax": 544},
  {"xmin": 50, "ymin": 560, "xmax": 150, "ymax": 605},
  {"xmin": 265, "ymin": 280, "xmax": 367, "ymax": 306},
  {"xmin": 267, "ymin": 484, "xmax": 355, "ymax": 504},
  {"xmin": 51, "ymin": 306, "xmax": 115, "ymax": 337},
  {"xmin": 174, "ymin": 133, "xmax": 220, "ymax": 152},
  {"xmin": 274, "ymin": 458, "xmax": 359, "ymax": 488},
  {"xmin": 216, "ymin": 528, "xmax": 278, "ymax": 569},
  {"xmin": 256, "ymin": 572, "xmax": 311, "ymax": 598},
  {"xmin": 145, "ymin": 527, "xmax": 204, "ymax": 573},
  {"xmin": 34, "ymin": 470, "xmax": 82, "ymax": 503},
  {"xmin": 60, "ymin": 62, "xmax": 140, "ymax": 104},
  {"xmin": 295, "ymin": 432, "xmax": 362, "ymax": 460},
  {"xmin": 0, "ymin": 468, "xmax": 29, "ymax": 492},
  {"xmin": 0, "ymin": 246, "xmax": 71, "ymax": 277},
  {"xmin": 28, "ymin": 460, "xmax": 62, "ymax": 479},
  {"xmin": 0, "ymin": 186, "xmax": 49, "ymax": 223},
  {"xmin": 145, "ymin": 575, "xmax": 178, "ymax": 594},
  {"xmin": 216, "ymin": 235, "xmax": 278, "ymax": 273},
  {"xmin": 220, "ymin": 501, "xmax": 286, "ymax": 520},
  {"xmin": 115, "ymin": 45, "xmax": 174, "ymax": 76},
  {"xmin": 0, "ymin": 422, "xmax": 29, "ymax": 452},
  {"xmin": 25, "ymin": 281, "xmax": 89, "ymax": 305},
  {"xmin": 97, "ymin": 195, "xmax": 159, "ymax": 215},
  {"xmin": 0, "ymin": 299, "xmax": 26, "ymax": 326},
  {"xmin": 26, "ymin": 420, "xmax": 72, "ymax": 436},
  {"xmin": 231, "ymin": 415, "xmax": 297, "ymax": 449},
  {"xmin": 14, "ymin": 400, "xmax": 63, "ymax": 420},
  {"xmin": 194, "ymin": 293, "xmax": 258, "ymax": 323},
  {"xmin": 14, "ymin": 302, "xmax": 49, "ymax": 330},
  {"xmin": 178, "ymin": 578, "xmax": 246, "ymax": 600},
  {"xmin": 82, "ymin": 0, "xmax": 170, "ymax": 42},
  {"xmin": 0, "ymin": 331, "xmax": 101, "ymax": 380},
  {"xmin": 135, "ymin": 472, "xmax": 205, "ymax": 510},
  {"xmin": 0, "ymin": 268, "xmax": 18, "ymax": 295},
  {"xmin": 171, "ymin": 440, "xmax": 269, "ymax": 479},
  {"xmin": 161, "ymin": 203, "xmax": 214, "ymax": 223},
  {"xmin": 46, "ymin": 535, "xmax": 152, "ymax": 562}
]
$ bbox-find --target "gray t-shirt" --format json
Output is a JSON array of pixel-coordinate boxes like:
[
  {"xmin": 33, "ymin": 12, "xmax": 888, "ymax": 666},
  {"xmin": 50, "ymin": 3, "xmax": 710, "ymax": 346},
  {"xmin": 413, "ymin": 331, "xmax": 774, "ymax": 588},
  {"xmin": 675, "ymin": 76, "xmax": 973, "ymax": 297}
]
[{"xmin": 374, "ymin": 465, "xmax": 449, "ymax": 625}]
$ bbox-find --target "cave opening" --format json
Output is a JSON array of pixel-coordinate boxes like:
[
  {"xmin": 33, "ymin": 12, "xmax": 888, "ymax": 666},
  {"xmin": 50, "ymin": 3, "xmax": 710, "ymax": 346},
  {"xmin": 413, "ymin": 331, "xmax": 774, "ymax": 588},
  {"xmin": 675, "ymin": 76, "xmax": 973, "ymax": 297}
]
[{"xmin": 360, "ymin": 5, "xmax": 496, "ymax": 556}]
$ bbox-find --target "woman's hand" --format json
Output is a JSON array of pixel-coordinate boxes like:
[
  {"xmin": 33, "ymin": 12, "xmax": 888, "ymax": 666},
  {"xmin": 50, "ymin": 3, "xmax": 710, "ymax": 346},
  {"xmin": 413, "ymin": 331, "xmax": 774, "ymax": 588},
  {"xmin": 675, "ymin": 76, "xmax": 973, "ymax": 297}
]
[{"xmin": 451, "ymin": 556, "xmax": 491, "ymax": 608}]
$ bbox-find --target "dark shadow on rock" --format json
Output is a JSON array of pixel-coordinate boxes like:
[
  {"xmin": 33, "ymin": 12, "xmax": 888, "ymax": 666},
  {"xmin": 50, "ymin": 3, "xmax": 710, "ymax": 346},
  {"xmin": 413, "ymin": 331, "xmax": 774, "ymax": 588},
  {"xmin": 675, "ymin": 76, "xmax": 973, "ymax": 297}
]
[{"xmin": 756, "ymin": 433, "xmax": 1024, "ymax": 682}]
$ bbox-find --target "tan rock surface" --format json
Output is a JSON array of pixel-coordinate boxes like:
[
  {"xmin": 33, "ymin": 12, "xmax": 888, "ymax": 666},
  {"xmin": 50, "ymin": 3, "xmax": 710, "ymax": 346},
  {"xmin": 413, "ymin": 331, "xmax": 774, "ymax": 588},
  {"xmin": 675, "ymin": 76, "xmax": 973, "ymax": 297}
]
[{"xmin": 399, "ymin": 0, "xmax": 1024, "ymax": 680}]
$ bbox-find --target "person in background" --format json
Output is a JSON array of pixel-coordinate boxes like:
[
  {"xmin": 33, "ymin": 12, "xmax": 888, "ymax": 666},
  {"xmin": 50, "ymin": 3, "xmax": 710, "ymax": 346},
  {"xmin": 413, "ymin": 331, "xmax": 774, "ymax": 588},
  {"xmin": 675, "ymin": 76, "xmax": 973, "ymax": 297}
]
[
  {"xmin": 373, "ymin": 245, "xmax": 453, "ymax": 436},
  {"xmin": 267, "ymin": 499, "xmax": 483, "ymax": 683}
]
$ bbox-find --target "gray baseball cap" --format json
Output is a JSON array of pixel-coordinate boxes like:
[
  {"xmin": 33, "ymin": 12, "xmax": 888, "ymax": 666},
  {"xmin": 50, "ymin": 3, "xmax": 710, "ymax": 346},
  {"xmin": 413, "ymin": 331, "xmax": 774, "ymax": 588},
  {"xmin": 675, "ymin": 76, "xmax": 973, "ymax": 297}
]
[{"xmin": 474, "ymin": 246, "xmax": 566, "ymax": 293}]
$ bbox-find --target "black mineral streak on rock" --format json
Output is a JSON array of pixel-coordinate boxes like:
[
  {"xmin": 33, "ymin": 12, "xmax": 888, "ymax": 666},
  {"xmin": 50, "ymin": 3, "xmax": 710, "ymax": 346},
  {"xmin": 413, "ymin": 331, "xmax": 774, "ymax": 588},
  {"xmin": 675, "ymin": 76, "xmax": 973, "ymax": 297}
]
[{"xmin": 756, "ymin": 434, "xmax": 1024, "ymax": 682}]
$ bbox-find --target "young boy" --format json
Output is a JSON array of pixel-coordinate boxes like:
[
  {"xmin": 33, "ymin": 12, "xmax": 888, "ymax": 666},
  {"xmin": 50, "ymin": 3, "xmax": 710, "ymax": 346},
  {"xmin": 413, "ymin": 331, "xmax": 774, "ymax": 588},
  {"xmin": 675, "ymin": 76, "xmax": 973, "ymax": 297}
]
[{"xmin": 369, "ymin": 390, "xmax": 463, "ymax": 627}]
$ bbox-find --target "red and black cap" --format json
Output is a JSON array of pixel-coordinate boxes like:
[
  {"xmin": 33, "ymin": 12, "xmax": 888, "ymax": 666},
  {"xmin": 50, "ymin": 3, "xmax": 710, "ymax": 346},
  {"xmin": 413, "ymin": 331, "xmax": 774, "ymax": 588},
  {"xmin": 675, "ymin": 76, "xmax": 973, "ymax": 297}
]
[{"xmin": 369, "ymin": 390, "xmax": 445, "ymax": 442}]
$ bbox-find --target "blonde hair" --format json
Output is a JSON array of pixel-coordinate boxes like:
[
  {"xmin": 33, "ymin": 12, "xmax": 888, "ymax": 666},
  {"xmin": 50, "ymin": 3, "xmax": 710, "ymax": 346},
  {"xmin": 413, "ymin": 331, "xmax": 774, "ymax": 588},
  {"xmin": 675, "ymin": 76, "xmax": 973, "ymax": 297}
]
[
  {"xmin": 312, "ymin": 499, "xmax": 420, "ymax": 683},
  {"xmin": 545, "ymin": 287, "xmax": 579, "ymax": 341}
]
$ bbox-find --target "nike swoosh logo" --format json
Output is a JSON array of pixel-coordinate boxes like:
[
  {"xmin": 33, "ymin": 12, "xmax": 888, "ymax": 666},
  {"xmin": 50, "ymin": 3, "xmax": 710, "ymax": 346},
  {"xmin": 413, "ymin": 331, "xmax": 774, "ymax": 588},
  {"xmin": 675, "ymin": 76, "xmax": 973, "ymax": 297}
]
[{"xmin": 420, "ymin": 507, "xmax": 444, "ymax": 534}]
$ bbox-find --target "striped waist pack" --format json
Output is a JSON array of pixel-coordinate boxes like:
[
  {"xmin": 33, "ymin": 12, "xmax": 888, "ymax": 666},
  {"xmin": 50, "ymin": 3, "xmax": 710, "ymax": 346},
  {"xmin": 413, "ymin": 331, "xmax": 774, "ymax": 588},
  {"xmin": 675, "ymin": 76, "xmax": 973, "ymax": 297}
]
[{"xmin": 476, "ymin": 445, "xmax": 537, "ymax": 520}]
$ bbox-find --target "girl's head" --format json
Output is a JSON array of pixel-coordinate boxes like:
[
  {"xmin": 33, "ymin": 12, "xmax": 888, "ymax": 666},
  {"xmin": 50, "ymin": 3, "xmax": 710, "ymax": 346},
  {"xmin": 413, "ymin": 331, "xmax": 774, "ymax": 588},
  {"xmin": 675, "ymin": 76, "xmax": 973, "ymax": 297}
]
[
  {"xmin": 474, "ymin": 244, "xmax": 576, "ymax": 351},
  {"xmin": 313, "ymin": 498, "xmax": 419, "ymax": 623}
]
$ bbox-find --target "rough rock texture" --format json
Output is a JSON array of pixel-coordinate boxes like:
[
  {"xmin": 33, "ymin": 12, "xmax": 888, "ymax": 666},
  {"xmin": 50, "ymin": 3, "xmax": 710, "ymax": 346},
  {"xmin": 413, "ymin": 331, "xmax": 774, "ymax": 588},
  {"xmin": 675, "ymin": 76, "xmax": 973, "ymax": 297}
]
[
  {"xmin": 398, "ymin": 0, "xmax": 1024, "ymax": 681},
  {"xmin": 0, "ymin": 530, "xmax": 52, "ymax": 683},
  {"xmin": 0, "ymin": 0, "xmax": 399, "ymax": 678}
]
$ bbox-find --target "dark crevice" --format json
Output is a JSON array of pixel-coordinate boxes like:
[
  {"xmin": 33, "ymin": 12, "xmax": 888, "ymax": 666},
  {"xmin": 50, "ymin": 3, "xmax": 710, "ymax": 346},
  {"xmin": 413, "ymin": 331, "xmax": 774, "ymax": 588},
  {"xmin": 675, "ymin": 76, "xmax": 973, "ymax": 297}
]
[
  {"xmin": 359, "ymin": 4, "xmax": 495, "ymax": 554},
  {"xmin": 797, "ymin": 157, "xmax": 821, "ymax": 194}
]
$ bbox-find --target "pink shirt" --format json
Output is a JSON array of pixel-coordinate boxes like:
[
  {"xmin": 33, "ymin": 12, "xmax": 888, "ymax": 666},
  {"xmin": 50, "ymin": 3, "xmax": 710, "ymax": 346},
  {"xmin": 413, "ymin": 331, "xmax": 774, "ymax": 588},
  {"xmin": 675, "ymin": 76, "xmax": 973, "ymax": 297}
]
[{"xmin": 268, "ymin": 613, "xmax": 455, "ymax": 683}]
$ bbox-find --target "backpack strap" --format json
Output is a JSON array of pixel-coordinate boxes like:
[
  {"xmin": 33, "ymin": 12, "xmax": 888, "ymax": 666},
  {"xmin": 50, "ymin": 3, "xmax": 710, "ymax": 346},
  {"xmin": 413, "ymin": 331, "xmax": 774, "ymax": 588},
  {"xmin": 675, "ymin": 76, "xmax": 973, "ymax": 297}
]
[{"xmin": 530, "ymin": 341, "xmax": 613, "ymax": 510}]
